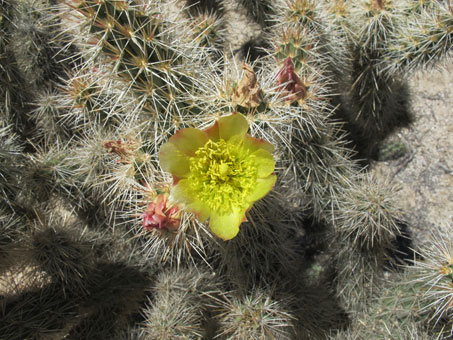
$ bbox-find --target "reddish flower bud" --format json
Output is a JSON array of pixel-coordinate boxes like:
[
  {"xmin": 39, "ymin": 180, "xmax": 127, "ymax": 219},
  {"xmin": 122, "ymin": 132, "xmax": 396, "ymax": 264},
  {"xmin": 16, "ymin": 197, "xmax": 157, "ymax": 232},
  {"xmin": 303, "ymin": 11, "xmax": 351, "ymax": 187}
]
[
  {"xmin": 276, "ymin": 57, "xmax": 306, "ymax": 103},
  {"xmin": 142, "ymin": 194, "xmax": 181, "ymax": 231}
]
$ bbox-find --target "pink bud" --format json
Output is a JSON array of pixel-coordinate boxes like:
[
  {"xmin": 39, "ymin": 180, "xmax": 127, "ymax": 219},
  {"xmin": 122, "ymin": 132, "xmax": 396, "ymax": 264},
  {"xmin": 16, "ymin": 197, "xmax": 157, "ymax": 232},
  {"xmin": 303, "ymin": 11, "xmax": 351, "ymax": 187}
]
[
  {"xmin": 142, "ymin": 194, "xmax": 181, "ymax": 231},
  {"xmin": 276, "ymin": 57, "xmax": 306, "ymax": 103}
]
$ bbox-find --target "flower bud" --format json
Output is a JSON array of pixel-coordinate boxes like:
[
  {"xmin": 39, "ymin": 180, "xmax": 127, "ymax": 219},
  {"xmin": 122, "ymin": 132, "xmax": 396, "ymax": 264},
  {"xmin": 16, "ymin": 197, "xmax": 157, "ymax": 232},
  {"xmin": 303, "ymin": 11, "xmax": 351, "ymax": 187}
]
[{"xmin": 142, "ymin": 193, "xmax": 181, "ymax": 231}]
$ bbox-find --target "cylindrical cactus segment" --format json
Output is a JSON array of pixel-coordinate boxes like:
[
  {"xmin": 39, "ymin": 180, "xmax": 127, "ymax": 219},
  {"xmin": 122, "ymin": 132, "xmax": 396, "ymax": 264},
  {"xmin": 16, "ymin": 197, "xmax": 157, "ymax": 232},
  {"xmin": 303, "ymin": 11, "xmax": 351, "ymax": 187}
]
[
  {"xmin": 189, "ymin": 11, "xmax": 225, "ymax": 50},
  {"xmin": 285, "ymin": 0, "xmax": 318, "ymax": 28},
  {"xmin": 216, "ymin": 289, "xmax": 294, "ymax": 340},
  {"xmin": 70, "ymin": 0, "xmax": 199, "ymax": 121},
  {"xmin": 335, "ymin": 0, "xmax": 416, "ymax": 159},
  {"xmin": 409, "ymin": 230, "xmax": 453, "ymax": 335},
  {"xmin": 333, "ymin": 173, "xmax": 402, "ymax": 251},
  {"xmin": 274, "ymin": 27, "xmax": 319, "ymax": 71},
  {"xmin": 387, "ymin": 2, "xmax": 453, "ymax": 73}
]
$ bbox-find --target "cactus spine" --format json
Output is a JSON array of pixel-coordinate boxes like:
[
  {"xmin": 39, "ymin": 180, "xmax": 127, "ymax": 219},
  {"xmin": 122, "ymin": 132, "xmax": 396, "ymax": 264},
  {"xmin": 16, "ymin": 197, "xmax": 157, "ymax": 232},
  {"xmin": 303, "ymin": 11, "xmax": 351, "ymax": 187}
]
[{"xmin": 0, "ymin": 0, "xmax": 452, "ymax": 338}]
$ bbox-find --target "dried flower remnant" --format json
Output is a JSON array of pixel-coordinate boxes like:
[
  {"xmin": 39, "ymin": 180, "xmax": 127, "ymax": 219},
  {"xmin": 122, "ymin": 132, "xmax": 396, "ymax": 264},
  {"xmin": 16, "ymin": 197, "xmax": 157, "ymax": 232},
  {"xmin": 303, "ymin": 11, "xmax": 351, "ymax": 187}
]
[
  {"xmin": 276, "ymin": 57, "xmax": 306, "ymax": 103},
  {"xmin": 231, "ymin": 63, "xmax": 263, "ymax": 108},
  {"xmin": 103, "ymin": 139, "xmax": 147, "ymax": 164},
  {"xmin": 142, "ymin": 193, "xmax": 181, "ymax": 231},
  {"xmin": 104, "ymin": 140, "xmax": 135, "ymax": 163},
  {"xmin": 372, "ymin": 0, "xmax": 385, "ymax": 11},
  {"xmin": 159, "ymin": 113, "xmax": 276, "ymax": 240}
]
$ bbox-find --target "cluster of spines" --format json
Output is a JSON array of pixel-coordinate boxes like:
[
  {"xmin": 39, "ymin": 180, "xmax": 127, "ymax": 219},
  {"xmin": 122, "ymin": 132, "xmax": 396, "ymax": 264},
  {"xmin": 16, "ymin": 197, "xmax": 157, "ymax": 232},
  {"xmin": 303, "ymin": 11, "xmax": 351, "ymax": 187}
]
[
  {"xmin": 386, "ymin": 0, "xmax": 453, "ymax": 74},
  {"xmin": 139, "ymin": 266, "xmax": 220, "ymax": 339},
  {"xmin": 329, "ymin": 0, "xmax": 452, "ymax": 160},
  {"xmin": 0, "ymin": 214, "xmax": 153, "ymax": 340},
  {"xmin": 0, "ymin": 0, "xmax": 34, "ymax": 139},
  {"xmin": 183, "ymin": 0, "xmax": 226, "ymax": 54},
  {"xmin": 407, "ymin": 228, "xmax": 453, "ymax": 337},
  {"xmin": 330, "ymin": 227, "xmax": 453, "ymax": 339},
  {"xmin": 1, "ymin": 0, "xmax": 453, "ymax": 339},
  {"xmin": 215, "ymin": 289, "xmax": 294, "ymax": 340},
  {"xmin": 334, "ymin": 0, "xmax": 412, "ymax": 159},
  {"xmin": 66, "ymin": 0, "xmax": 205, "ymax": 129}
]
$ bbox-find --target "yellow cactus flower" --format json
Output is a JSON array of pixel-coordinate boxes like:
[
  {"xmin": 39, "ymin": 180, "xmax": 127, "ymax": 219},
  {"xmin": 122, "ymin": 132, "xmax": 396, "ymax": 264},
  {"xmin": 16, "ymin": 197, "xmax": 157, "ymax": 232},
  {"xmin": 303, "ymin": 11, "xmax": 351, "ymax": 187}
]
[{"xmin": 159, "ymin": 113, "xmax": 277, "ymax": 240}]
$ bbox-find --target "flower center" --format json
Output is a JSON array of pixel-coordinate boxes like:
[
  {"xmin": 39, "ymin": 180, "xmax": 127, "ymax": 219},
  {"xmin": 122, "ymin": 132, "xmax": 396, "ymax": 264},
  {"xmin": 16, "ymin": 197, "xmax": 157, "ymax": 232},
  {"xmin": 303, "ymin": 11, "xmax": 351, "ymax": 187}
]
[{"xmin": 188, "ymin": 139, "xmax": 257, "ymax": 215}]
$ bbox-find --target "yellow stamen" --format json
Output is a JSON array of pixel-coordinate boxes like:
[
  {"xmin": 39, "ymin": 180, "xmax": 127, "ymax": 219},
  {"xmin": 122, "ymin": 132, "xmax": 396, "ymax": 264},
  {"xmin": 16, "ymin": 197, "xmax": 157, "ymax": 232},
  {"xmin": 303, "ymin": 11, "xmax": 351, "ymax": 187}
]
[{"xmin": 187, "ymin": 139, "xmax": 257, "ymax": 215}]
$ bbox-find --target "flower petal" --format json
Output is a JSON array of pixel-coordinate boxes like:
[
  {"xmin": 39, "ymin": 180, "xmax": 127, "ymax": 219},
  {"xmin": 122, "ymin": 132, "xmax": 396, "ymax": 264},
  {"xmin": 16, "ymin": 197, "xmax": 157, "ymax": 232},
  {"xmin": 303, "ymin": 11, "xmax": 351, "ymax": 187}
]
[
  {"xmin": 252, "ymin": 149, "xmax": 275, "ymax": 178},
  {"xmin": 171, "ymin": 179, "xmax": 192, "ymax": 205},
  {"xmin": 209, "ymin": 209, "xmax": 246, "ymax": 240},
  {"xmin": 243, "ymin": 135, "xmax": 275, "ymax": 153},
  {"xmin": 218, "ymin": 113, "xmax": 249, "ymax": 141},
  {"xmin": 159, "ymin": 142, "xmax": 190, "ymax": 178},
  {"xmin": 187, "ymin": 201, "xmax": 211, "ymax": 221},
  {"xmin": 168, "ymin": 128, "xmax": 208, "ymax": 156},
  {"xmin": 172, "ymin": 179, "xmax": 211, "ymax": 221},
  {"xmin": 204, "ymin": 120, "xmax": 220, "ymax": 141},
  {"xmin": 246, "ymin": 174, "xmax": 277, "ymax": 202}
]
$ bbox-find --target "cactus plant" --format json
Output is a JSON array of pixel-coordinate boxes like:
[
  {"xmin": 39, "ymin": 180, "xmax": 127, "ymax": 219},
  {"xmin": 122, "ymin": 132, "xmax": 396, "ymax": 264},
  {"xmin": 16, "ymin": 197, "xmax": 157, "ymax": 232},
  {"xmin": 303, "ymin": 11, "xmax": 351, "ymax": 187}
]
[
  {"xmin": 0, "ymin": 0, "xmax": 452, "ymax": 338},
  {"xmin": 408, "ymin": 228, "xmax": 453, "ymax": 338}
]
